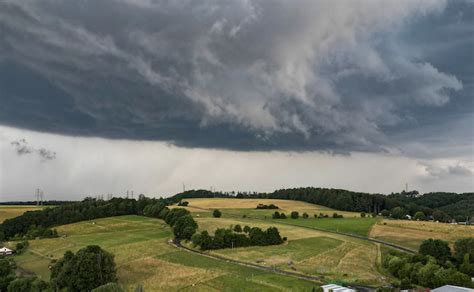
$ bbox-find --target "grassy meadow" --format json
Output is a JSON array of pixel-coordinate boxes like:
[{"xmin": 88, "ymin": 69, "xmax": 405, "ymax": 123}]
[
  {"xmin": 8, "ymin": 198, "xmax": 472, "ymax": 290},
  {"xmin": 190, "ymin": 216, "xmax": 388, "ymax": 286},
  {"xmin": 0, "ymin": 205, "xmax": 46, "ymax": 223},
  {"xmin": 8, "ymin": 215, "xmax": 319, "ymax": 291},
  {"xmin": 369, "ymin": 219, "xmax": 474, "ymax": 250}
]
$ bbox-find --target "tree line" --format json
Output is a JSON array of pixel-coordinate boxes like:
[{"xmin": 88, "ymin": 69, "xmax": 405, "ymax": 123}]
[
  {"xmin": 168, "ymin": 188, "xmax": 473, "ymax": 221},
  {"xmin": 383, "ymin": 238, "xmax": 474, "ymax": 289}
]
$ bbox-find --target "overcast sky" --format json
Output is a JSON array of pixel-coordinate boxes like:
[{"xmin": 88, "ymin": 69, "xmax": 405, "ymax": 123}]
[{"xmin": 0, "ymin": 0, "xmax": 473, "ymax": 201}]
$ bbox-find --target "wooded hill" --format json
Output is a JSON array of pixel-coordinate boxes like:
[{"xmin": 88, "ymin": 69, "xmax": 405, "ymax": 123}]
[{"xmin": 173, "ymin": 188, "xmax": 473, "ymax": 220}]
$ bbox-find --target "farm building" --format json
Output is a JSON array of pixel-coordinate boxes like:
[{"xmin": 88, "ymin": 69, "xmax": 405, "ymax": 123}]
[
  {"xmin": 0, "ymin": 247, "xmax": 13, "ymax": 255},
  {"xmin": 432, "ymin": 285, "xmax": 474, "ymax": 292},
  {"xmin": 321, "ymin": 284, "xmax": 356, "ymax": 292}
]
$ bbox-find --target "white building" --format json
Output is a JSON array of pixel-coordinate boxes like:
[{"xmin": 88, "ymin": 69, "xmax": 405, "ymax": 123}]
[
  {"xmin": 432, "ymin": 285, "xmax": 474, "ymax": 292},
  {"xmin": 0, "ymin": 247, "xmax": 13, "ymax": 255},
  {"xmin": 321, "ymin": 284, "xmax": 356, "ymax": 292}
]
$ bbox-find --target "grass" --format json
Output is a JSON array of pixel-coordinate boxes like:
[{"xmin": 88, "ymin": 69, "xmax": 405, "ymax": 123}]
[
  {"xmin": 192, "ymin": 216, "xmax": 388, "ymax": 286},
  {"xmin": 0, "ymin": 205, "xmax": 46, "ymax": 223},
  {"xmin": 369, "ymin": 219, "xmax": 474, "ymax": 250},
  {"xmin": 9, "ymin": 215, "xmax": 319, "ymax": 291},
  {"xmin": 272, "ymin": 217, "xmax": 379, "ymax": 237}
]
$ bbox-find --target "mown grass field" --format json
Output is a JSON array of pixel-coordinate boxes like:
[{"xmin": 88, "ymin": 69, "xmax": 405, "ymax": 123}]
[
  {"xmin": 369, "ymin": 219, "xmax": 474, "ymax": 250},
  {"xmin": 0, "ymin": 205, "xmax": 46, "ymax": 223},
  {"xmin": 8, "ymin": 215, "xmax": 319, "ymax": 291},
  {"xmin": 274, "ymin": 217, "xmax": 379, "ymax": 237}
]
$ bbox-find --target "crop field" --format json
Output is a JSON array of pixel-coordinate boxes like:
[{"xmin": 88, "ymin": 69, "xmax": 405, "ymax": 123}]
[
  {"xmin": 369, "ymin": 219, "xmax": 474, "ymax": 250},
  {"xmin": 192, "ymin": 216, "xmax": 389, "ymax": 286},
  {"xmin": 274, "ymin": 217, "xmax": 379, "ymax": 237},
  {"xmin": 0, "ymin": 205, "xmax": 45, "ymax": 223},
  {"xmin": 179, "ymin": 198, "xmax": 361, "ymax": 218},
  {"xmin": 8, "ymin": 215, "xmax": 319, "ymax": 291}
]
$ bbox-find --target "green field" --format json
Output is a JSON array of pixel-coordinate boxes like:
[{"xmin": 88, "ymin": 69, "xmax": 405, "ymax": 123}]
[
  {"xmin": 8, "ymin": 215, "xmax": 320, "ymax": 291},
  {"xmin": 274, "ymin": 217, "xmax": 379, "ymax": 237}
]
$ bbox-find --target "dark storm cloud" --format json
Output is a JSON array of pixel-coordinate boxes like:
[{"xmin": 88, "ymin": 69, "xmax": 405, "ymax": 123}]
[
  {"xmin": 10, "ymin": 138, "xmax": 56, "ymax": 160},
  {"xmin": 0, "ymin": 0, "xmax": 471, "ymax": 153}
]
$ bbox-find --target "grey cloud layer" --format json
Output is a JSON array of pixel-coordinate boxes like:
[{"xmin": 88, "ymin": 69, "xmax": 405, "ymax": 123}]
[{"xmin": 0, "ymin": 0, "xmax": 472, "ymax": 153}]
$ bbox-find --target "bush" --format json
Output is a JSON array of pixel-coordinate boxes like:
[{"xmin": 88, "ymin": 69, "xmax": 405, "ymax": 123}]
[
  {"xmin": 233, "ymin": 224, "xmax": 242, "ymax": 233},
  {"xmin": 272, "ymin": 211, "xmax": 281, "ymax": 219},
  {"xmin": 280, "ymin": 213, "xmax": 287, "ymax": 219},
  {"xmin": 302, "ymin": 212, "xmax": 309, "ymax": 219},
  {"xmin": 177, "ymin": 201, "xmax": 189, "ymax": 207},
  {"xmin": 414, "ymin": 211, "xmax": 426, "ymax": 221},
  {"xmin": 290, "ymin": 211, "xmax": 299, "ymax": 219},
  {"xmin": 213, "ymin": 209, "xmax": 222, "ymax": 218},
  {"xmin": 15, "ymin": 241, "xmax": 29, "ymax": 254},
  {"xmin": 360, "ymin": 212, "xmax": 366, "ymax": 218},
  {"xmin": 381, "ymin": 209, "xmax": 390, "ymax": 217},
  {"xmin": 243, "ymin": 225, "xmax": 251, "ymax": 233},
  {"xmin": 332, "ymin": 213, "xmax": 343, "ymax": 218},
  {"xmin": 256, "ymin": 204, "xmax": 278, "ymax": 209}
]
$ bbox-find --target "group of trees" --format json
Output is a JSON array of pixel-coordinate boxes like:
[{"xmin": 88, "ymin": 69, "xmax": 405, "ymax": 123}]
[
  {"xmin": 50, "ymin": 245, "xmax": 117, "ymax": 291},
  {"xmin": 272, "ymin": 211, "xmax": 343, "ymax": 219},
  {"xmin": 383, "ymin": 238, "xmax": 474, "ymax": 289},
  {"xmin": 256, "ymin": 204, "xmax": 278, "ymax": 209},
  {"xmin": 0, "ymin": 245, "xmax": 116, "ymax": 292},
  {"xmin": 191, "ymin": 225, "xmax": 284, "ymax": 250},
  {"xmin": 380, "ymin": 207, "xmax": 453, "ymax": 223}
]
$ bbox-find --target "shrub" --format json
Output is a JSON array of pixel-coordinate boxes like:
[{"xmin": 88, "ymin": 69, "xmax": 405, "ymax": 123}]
[
  {"xmin": 290, "ymin": 211, "xmax": 299, "ymax": 219},
  {"xmin": 360, "ymin": 212, "xmax": 366, "ymax": 218},
  {"xmin": 381, "ymin": 209, "xmax": 390, "ymax": 217},
  {"xmin": 233, "ymin": 224, "xmax": 242, "ymax": 233},
  {"xmin": 213, "ymin": 209, "xmax": 222, "ymax": 218},
  {"xmin": 272, "ymin": 211, "xmax": 281, "ymax": 219},
  {"xmin": 280, "ymin": 213, "xmax": 287, "ymax": 219},
  {"xmin": 302, "ymin": 212, "xmax": 309, "ymax": 219},
  {"xmin": 243, "ymin": 225, "xmax": 251, "ymax": 233},
  {"xmin": 414, "ymin": 211, "xmax": 426, "ymax": 221}
]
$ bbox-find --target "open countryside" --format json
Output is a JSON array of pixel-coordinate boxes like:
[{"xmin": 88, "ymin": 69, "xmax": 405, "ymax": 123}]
[{"xmin": 2, "ymin": 191, "xmax": 473, "ymax": 291}]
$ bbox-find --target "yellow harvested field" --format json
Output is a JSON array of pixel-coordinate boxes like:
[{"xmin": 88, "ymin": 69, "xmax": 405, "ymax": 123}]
[
  {"xmin": 0, "ymin": 205, "xmax": 44, "ymax": 223},
  {"xmin": 369, "ymin": 219, "xmax": 474, "ymax": 250},
  {"xmin": 181, "ymin": 198, "xmax": 360, "ymax": 217}
]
